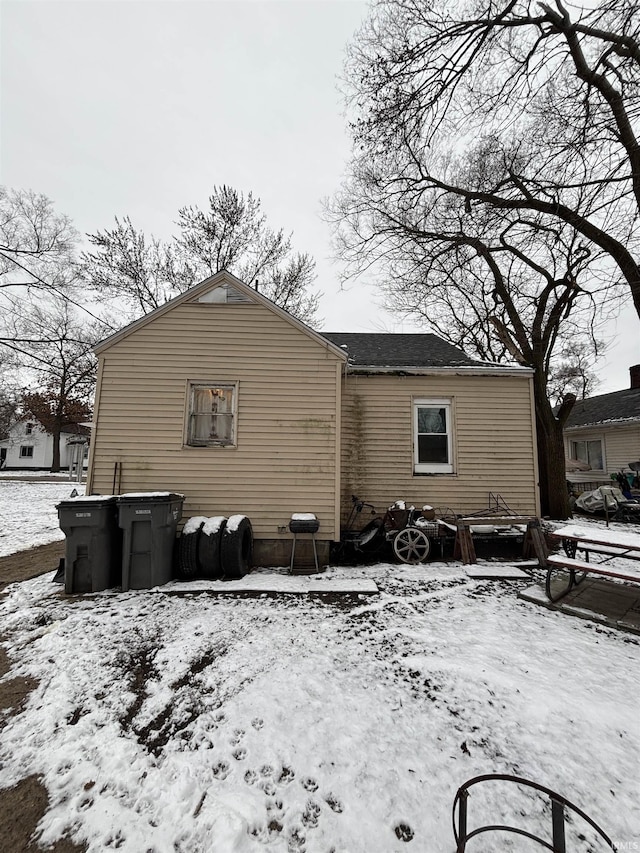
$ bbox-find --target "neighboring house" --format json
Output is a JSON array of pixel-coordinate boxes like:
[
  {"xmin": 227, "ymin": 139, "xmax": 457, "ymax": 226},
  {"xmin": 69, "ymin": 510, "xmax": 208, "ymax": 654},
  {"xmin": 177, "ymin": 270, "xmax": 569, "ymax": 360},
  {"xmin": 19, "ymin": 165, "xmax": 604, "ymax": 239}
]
[
  {"xmin": 86, "ymin": 271, "xmax": 540, "ymax": 565},
  {"xmin": 0, "ymin": 416, "xmax": 90, "ymax": 471},
  {"xmin": 564, "ymin": 365, "xmax": 640, "ymax": 487}
]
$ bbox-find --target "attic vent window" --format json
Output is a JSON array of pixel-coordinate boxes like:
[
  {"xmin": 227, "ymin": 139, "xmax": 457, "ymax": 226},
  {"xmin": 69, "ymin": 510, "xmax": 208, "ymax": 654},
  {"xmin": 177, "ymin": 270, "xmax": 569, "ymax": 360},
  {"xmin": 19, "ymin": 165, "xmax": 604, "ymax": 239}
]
[
  {"xmin": 25, "ymin": 422, "xmax": 33, "ymax": 435},
  {"xmin": 186, "ymin": 383, "xmax": 237, "ymax": 447},
  {"xmin": 197, "ymin": 285, "xmax": 252, "ymax": 304}
]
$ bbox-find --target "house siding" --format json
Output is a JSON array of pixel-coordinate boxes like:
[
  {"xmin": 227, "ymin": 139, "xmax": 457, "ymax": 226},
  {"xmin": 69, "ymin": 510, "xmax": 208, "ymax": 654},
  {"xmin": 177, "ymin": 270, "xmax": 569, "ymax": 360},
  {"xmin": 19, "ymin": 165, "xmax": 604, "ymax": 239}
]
[
  {"xmin": 88, "ymin": 302, "xmax": 343, "ymax": 544},
  {"xmin": 339, "ymin": 372, "xmax": 539, "ymax": 522}
]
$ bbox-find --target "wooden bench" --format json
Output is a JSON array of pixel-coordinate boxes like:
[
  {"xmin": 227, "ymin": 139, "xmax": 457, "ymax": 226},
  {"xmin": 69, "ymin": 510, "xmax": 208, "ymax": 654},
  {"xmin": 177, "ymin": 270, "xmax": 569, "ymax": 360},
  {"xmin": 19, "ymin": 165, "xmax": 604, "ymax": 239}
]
[{"xmin": 545, "ymin": 525, "xmax": 640, "ymax": 602}]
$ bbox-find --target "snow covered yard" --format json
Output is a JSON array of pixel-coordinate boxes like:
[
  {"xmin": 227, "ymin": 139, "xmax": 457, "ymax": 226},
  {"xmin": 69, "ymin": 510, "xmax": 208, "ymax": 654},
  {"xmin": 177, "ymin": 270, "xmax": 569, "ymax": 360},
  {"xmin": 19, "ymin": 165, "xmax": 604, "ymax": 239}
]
[
  {"xmin": 0, "ymin": 477, "xmax": 638, "ymax": 851},
  {"xmin": 0, "ymin": 475, "xmax": 85, "ymax": 557}
]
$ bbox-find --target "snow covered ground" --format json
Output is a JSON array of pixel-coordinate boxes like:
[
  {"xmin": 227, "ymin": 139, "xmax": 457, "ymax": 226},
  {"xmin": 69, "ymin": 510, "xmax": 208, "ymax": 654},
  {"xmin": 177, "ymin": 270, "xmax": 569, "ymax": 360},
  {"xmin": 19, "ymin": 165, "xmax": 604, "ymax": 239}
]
[
  {"xmin": 0, "ymin": 479, "xmax": 639, "ymax": 851},
  {"xmin": 0, "ymin": 474, "xmax": 85, "ymax": 557}
]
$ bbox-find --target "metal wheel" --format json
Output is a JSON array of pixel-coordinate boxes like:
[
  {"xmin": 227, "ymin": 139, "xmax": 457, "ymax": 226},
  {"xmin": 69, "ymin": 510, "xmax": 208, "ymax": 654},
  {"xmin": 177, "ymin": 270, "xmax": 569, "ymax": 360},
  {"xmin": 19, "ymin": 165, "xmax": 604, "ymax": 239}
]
[{"xmin": 392, "ymin": 527, "xmax": 431, "ymax": 564}]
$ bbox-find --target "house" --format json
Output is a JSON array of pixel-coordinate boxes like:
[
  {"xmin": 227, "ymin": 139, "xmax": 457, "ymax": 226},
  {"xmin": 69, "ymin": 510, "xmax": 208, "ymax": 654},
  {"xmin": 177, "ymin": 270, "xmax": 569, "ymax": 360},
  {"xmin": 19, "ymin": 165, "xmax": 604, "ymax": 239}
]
[
  {"xmin": 564, "ymin": 365, "xmax": 640, "ymax": 489},
  {"xmin": 0, "ymin": 416, "xmax": 90, "ymax": 472},
  {"xmin": 86, "ymin": 271, "xmax": 540, "ymax": 565}
]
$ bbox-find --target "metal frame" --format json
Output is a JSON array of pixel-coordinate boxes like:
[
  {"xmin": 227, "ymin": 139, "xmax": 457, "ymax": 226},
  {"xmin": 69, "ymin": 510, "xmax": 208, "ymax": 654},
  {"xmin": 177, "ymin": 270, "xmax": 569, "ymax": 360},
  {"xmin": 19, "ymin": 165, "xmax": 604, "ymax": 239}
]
[{"xmin": 453, "ymin": 774, "xmax": 616, "ymax": 853}]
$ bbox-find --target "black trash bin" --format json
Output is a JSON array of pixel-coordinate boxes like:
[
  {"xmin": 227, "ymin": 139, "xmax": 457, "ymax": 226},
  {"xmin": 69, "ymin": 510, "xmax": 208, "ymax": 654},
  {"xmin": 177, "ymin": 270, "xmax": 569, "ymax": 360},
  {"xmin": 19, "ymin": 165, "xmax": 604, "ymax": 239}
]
[
  {"xmin": 117, "ymin": 493, "xmax": 184, "ymax": 591},
  {"xmin": 57, "ymin": 496, "xmax": 121, "ymax": 594}
]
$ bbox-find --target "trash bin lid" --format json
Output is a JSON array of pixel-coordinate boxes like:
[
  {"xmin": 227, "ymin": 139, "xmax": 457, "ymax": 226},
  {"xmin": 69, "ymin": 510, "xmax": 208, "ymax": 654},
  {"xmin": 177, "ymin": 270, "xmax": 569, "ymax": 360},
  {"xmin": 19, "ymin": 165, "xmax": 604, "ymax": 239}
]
[
  {"xmin": 57, "ymin": 494, "xmax": 118, "ymax": 510},
  {"xmin": 117, "ymin": 492, "xmax": 185, "ymax": 503}
]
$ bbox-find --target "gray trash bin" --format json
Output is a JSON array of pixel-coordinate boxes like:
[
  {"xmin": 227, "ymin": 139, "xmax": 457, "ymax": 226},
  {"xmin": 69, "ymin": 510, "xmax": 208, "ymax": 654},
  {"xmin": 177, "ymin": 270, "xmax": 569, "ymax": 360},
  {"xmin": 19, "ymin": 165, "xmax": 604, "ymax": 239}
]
[
  {"xmin": 117, "ymin": 492, "xmax": 184, "ymax": 590},
  {"xmin": 57, "ymin": 496, "xmax": 121, "ymax": 594}
]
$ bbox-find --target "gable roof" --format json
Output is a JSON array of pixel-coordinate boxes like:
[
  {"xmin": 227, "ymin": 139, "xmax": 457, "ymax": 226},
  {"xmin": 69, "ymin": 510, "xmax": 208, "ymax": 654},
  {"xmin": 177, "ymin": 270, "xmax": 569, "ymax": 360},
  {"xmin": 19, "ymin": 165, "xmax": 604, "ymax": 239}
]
[
  {"xmin": 94, "ymin": 271, "xmax": 348, "ymax": 361},
  {"xmin": 565, "ymin": 387, "xmax": 640, "ymax": 429},
  {"xmin": 320, "ymin": 332, "xmax": 530, "ymax": 374}
]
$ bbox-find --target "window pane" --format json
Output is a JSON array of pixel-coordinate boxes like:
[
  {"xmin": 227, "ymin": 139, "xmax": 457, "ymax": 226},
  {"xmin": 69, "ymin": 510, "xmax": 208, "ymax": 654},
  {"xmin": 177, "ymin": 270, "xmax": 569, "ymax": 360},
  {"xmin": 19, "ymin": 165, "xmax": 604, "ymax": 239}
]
[
  {"xmin": 587, "ymin": 440, "xmax": 603, "ymax": 469},
  {"xmin": 189, "ymin": 386, "xmax": 235, "ymax": 445},
  {"xmin": 418, "ymin": 407, "xmax": 447, "ymax": 434},
  {"xmin": 571, "ymin": 441, "xmax": 587, "ymax": 463},
  {"xmin": 418, "ymin": 434, "xmax": 448, "ymax": 464}
]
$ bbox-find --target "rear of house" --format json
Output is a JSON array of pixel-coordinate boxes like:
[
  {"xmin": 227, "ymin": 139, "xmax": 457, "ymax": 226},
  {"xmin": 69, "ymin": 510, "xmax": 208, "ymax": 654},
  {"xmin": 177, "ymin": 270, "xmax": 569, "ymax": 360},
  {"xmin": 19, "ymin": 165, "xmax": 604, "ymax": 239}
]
[
  {"xmin": 87, "ymin": 272, "xmax": 346, "ymax": 565},
  {"xmin": 87, "ymin": 272, "xmax": 540, "ymax": 565}
]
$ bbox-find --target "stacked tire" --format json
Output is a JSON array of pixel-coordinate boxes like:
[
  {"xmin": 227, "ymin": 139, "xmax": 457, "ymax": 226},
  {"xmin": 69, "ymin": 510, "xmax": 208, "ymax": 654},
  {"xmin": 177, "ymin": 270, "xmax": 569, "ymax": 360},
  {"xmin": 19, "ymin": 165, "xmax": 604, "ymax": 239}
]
[{"xmin": 176, "ymin": 514, "xmax": 253, "ymax": 580}]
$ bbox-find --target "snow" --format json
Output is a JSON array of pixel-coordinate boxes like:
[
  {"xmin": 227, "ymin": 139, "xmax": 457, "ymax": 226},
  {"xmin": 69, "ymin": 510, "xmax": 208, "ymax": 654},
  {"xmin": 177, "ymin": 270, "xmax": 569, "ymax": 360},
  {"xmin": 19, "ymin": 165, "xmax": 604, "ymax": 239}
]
[
  {"xmin": 0, "ymin": 478, "xmax": 85, "ymax": 557},
  {"xmin": 183, "ymin": 516, "xmax": 208, "ymax": 535},
  {"xmin": 0, "ymin": 479, "xmax": 639, "ymax": 851},
  {"xmin": 119, "ymin": 492, "xmax": 185, "ymax": 500},
  {"xmin": 226, "ymin": 514, "xmax": 248, "ymax": 532},
  {"xmin": 290, "ymin": 513, "xmax": 318, "ymax": 522},
  {"xmin": 553, "ymin": 523, "xmax": 640, "ymax": 550},
  {"xmin": 203, "ymin": 516, "xmax": 227, "ymax": 536}
]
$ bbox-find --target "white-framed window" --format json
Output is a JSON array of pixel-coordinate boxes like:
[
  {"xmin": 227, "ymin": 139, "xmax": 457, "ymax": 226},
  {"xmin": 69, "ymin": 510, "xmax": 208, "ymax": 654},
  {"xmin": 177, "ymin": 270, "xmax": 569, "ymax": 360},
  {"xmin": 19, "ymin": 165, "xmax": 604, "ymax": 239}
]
[
  {"xmin": 186, "ymin": 382, "xmax": 237, "ymax": 447},
  {"xmin": 25, "ymin": 422, "xmax": 33, "ymax": 435},
  {"xmin": 20, "ymin": 445, "xmax": 34, "ymax": 458},
  {"xmin": 569, "ymin": 438, "xmax": 604, "ymax": 471},
  {"xmin": 413, "ymin": 398, "xmax": 454, "ymax": 474}
]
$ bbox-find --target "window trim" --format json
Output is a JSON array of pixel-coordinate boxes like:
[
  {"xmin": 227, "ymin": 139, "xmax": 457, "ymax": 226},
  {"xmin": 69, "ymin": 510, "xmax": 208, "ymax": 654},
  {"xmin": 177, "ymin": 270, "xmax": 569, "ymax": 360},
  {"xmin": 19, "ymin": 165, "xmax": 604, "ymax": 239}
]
[
  {"xmin": 19, "ymin": 445, "xmax": 34, "ymax": 458},
  {"xmin": 413, "ymin": 397, "xmax": 454, "ymax": 474},
  {"xmin": 184, "ymin": 381, "xmax": 238, "ymax": 448}
]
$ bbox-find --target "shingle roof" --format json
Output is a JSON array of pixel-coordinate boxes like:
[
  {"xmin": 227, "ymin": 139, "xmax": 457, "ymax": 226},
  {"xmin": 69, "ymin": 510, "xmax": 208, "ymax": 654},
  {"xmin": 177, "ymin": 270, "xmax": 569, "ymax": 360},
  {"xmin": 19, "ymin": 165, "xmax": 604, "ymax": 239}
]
[
  {"xmin": 565, "ymin": 388, "xmax": 640, "ymax": 428},
  {"xmin": 320, "ymin": 333, "xmax": 486, "ymax": 368}
]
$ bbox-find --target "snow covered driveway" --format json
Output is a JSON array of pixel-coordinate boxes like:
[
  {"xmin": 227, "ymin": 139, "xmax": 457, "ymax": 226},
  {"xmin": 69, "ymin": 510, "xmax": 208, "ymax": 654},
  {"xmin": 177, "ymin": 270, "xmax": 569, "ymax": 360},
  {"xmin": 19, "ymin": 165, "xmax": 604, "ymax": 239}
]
[{"xmin": 0, "ymin": 563, "xmax": 638, "ymax": 852}]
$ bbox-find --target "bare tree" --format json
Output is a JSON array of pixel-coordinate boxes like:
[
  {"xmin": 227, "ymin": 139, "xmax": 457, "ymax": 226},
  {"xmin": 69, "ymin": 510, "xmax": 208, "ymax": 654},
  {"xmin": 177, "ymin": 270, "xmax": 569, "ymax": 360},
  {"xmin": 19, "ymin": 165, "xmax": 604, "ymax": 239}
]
[
  {"xmin": 4, "ymin": 294, "xmax": 100, "ymax": 471},
  {"xmin": 343, "ymin": 0, "xmax": 640, "ymax": 316},
  {"xmin": 330, "ymin": 0, "xmax": 635, "ymax": 517},
  {"xmin": 0, "ymin": 186, "xmax": 78, "ymax": 298},
  {"xmin": 83, "ymin": 186, "xmax": 321, "ymax": 325}
]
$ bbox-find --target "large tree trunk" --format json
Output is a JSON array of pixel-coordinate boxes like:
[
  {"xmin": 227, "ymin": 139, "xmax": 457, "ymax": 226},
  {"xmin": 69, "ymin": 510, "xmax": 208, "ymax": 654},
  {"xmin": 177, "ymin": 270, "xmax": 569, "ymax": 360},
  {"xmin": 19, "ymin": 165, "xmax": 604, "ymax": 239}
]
[{"xmin": 533, "ymin": 373, "xmax": 575, "ymax": 519}]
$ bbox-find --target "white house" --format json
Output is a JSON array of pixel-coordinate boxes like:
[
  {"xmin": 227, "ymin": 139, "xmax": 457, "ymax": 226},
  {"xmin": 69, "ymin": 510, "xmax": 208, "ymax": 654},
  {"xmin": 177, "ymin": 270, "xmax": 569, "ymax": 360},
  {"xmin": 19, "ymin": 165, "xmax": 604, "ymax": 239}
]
[{"xmin": 0, "ymin": 416, "xmax": 90, "ymax": 472}]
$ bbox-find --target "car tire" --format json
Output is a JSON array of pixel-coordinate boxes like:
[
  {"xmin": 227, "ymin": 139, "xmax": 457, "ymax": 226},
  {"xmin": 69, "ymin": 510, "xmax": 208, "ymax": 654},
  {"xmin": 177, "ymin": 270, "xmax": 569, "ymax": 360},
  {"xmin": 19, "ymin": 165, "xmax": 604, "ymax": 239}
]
[
  {"xmin": 221, "ymin": 515, "xmax": 253, "ymax": 579},
  {"xmin": 198, "ymin": 516, "xmax": 227, "ymax": 579},
  {"xmin": 176, "ymin": 521, "xmax": 204, "ymax": 578}
]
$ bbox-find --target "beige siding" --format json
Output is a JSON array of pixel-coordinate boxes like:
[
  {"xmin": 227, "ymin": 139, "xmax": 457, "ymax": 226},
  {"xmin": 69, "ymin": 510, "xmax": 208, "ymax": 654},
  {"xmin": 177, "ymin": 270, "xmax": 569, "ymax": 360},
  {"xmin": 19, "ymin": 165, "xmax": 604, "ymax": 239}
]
[
  {"xmin": 565, "ymin": 425, "xmax": 640, "ymax": 478},
  {"xmin": 89, "ymin": 302, "xmax": 342, "ymax": 540},
  {"xmin": 340, "ymin": 373, "xmax": 539, "ymax": 522}
]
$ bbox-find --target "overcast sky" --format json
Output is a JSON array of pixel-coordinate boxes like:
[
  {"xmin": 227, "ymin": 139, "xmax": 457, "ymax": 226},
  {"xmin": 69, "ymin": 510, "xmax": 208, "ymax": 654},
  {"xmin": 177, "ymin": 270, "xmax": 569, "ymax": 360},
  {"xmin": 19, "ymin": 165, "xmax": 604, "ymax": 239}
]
[{"xmin": 2, "ymin": 0, "xmax": 638, "ymax": 394}]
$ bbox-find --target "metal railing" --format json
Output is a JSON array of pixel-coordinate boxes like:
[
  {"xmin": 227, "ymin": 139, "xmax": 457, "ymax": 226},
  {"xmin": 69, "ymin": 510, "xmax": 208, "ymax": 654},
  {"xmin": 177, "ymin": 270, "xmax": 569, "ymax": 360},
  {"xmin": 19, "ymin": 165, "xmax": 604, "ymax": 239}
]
[{"xmin": 453, "ymin": 774, "xmax": 616, "ymax": 852}]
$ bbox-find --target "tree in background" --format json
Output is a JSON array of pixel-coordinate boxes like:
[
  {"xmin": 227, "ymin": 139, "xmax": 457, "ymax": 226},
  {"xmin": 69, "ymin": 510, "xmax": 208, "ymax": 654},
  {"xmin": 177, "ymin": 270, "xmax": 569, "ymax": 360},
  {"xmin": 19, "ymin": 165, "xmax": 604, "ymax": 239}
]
[
  {"xmin": 330, "ymin": 0, "xmax": 635, "ymax": 517},
  {"xmin": 342, "ymin": 0, "xmax": 640, "ymax": 316},
  {"xmin": 0, "ymin": 186, "xmax": 77, "ymax": 300},
  {"xmin": 83, "ymin": 186, "xmax": 321, "ymax": 325},
  {"xmin": 4, "ymin": 294, "xmax": 98, "ymax": 471}
]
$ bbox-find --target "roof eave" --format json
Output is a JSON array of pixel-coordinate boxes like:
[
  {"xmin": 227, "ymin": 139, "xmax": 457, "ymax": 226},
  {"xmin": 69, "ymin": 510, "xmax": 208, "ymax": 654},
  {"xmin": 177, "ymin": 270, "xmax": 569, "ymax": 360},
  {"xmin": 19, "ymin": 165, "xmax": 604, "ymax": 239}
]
[
  {"xmin": 346, "ymin": 365, "xmax": 534, "ymax": 376},
  {"xmin": 565, "ymin": 417, "xmax": 640, "ymax": 431}
]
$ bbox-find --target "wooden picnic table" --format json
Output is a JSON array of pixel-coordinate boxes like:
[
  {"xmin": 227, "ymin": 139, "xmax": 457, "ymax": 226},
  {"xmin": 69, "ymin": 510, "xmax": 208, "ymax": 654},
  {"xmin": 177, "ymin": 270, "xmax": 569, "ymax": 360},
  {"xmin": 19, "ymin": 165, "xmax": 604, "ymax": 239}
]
[{"xmin": 545, "ymin": 524, "xmax": 640, "ymax": 602}]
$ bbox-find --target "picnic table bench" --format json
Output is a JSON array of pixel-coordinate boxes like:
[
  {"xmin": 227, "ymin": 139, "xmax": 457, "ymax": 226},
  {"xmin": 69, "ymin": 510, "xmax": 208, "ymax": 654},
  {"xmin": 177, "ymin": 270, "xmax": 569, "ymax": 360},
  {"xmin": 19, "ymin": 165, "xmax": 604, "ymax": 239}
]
[{"xmin": 545, "ymin": 524, "xmax": 640, "ymax": 602}]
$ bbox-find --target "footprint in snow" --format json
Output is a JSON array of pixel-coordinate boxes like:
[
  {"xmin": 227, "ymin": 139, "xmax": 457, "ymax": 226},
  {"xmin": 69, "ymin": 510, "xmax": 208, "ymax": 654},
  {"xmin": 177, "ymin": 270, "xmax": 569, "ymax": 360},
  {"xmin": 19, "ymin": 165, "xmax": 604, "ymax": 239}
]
[
  {"xmin": 301, "ymin": 799, "xmax": 321, "ymax": 830},
  {"xmin": 325, "ymin": 793, "xmax": 343, "ymax": 813},
  {"xmin": 251, "ymin": 717, "xmax": 264, "ymax": 730},
  {"xmin": 212, "ymin": 761, "xmax": 230, "ymax": 780},
  {"xmin": 279, "ymin": 765, "xmax": 295, "ymax": 784},
  {"xmin": 394, "ymin": 823, "xmax": 414, "ymax": 842},
  {"xmin": 301, "ymin": 777, "xmax": 318, "ymax": 792},
  {"xmin": 232, "ymin": 747, "xmax": 247, "ymax": 760}
]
